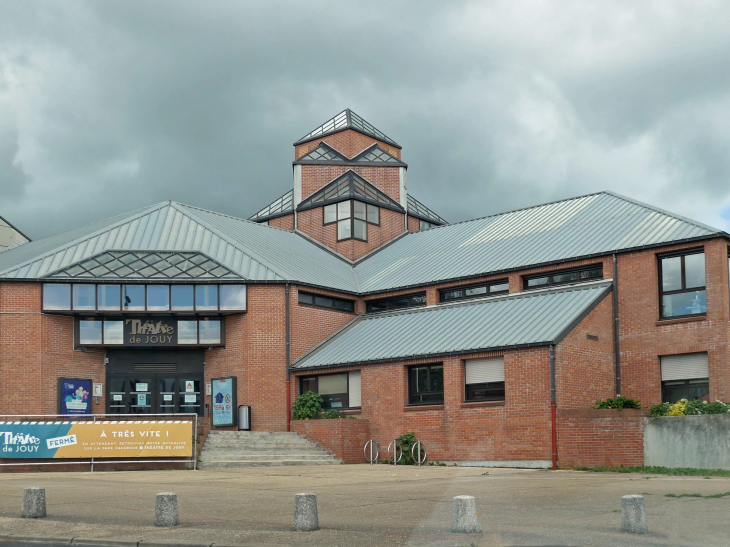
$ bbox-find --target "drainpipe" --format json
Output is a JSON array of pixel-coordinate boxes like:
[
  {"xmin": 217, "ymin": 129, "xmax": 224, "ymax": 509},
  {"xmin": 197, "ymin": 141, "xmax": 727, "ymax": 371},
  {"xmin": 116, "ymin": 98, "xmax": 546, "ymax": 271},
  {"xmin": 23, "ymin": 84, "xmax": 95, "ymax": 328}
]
[
  {"xmin": 613, "ymin": 254, "xmax": 621, "ymax": 396},
  {"xmin": 550, "ymin": 344, "xmax": 557, "ymax": 470},
  {"xmin": 285, "ymin": 284, "xmax": 291, "ymax": 431}
]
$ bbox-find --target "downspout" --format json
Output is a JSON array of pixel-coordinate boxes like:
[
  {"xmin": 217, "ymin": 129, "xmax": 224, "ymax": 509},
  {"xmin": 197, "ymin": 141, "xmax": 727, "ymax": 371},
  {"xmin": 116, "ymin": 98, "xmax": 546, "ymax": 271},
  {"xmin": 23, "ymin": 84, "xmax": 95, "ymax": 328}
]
[
  {"xmin": 550, "ymin": 344, "xmax": 557, "ymax": 470},
  {"xmin": 613, "ymin": 253, "xmax": 621, "ymax": 396},
  {"xmin": 285, "ymin": 284, "xmax": 291, "ymax": 431}
]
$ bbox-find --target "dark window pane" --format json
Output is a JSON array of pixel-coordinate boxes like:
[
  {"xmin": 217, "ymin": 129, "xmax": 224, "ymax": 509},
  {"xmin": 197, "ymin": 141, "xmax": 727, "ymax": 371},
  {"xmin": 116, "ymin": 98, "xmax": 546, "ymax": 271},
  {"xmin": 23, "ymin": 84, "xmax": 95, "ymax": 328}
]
[
  {"xmin": 123, "ymin": 285, "xmax": 145, "ymax": 311},
  {"xmin": 147, "ymin": 285, "xmax": 170, "ymax": 311},
  {"xmin": 73, "ymin": 284, "xmax": 96, "ymax": 310},
  {"xmin": 662, "ymin": 379, "xmax": 709, "ymax": 403},
  {"xmin": 220, "ymin": 285, "xmax": 246, "ymax": 310},
  {"xmin": 43, "ymin": 284, "xmax": 71, "ymax": 310},
  {"xmin": 430, "ymin": 365, "xmax": 444, "ymax": 391},
  {"xmin": 466, "ymin": 381, "xmax": 505, "ymax": 401},
  {"xmin": 333, "ymin": 299, "xmax": 354, "ymax": 312},
  {"xmin": 662, "ymin": 290, "xmax": 706, "ymax": 317},
  {"xmin": 171, "ymin": 285, "xmax": 194, "ymax": 311},
  {"xmin": 442, "ymin": 290, "xmax": 463, "ymax": 301},
  {"xmin": 410, "ymin": 295, "xmax": 427, "ymax": 306},
  {"xmin": 465, "ymin": 286, "xmax": 487, "ymax": 297},
  {"xmin": 553, "ymin": 271, "xmax": 580, "ymax": 283},
  {"xmin": 79, "ymin": 319, "xmax": 102, "ymax": 344},
  {"xmin": 300, "ymin": 377, "xmax": 316, "ymax": 394},
  {"xmin": 581, "ymin": 268, "xmax": 602, "ymax": 279},
  {"xmin": 196, "ymin": 285, "xmax": 218, "ymax": 310},
  {"xmin": 490, "ymin": 283, "xmax": 509, "ymax": 293},
  {"xmin": 416, "ymin": 367, "xmax": 428, "ymax": 392},
  {"xmin": 527, "ymin": 277, "xmax": 549, "ymax": 287},
  {"xmin": 684, "ymin": 253, "xmax": 705, "ymax": 288},
  {"xmin": 298, "ymin": 292, "xmax": 314, "ymax": 305},
  {"xmin": 661, "ymin": 256, "xmax": 682, "ymax": 292},
  {"xmin": 97, "ymin": 285, "xmax": 120, "ymax": 311},
  {"xmin": 314, "ymin": 296, "xmax": 333, "ymax": 308}
]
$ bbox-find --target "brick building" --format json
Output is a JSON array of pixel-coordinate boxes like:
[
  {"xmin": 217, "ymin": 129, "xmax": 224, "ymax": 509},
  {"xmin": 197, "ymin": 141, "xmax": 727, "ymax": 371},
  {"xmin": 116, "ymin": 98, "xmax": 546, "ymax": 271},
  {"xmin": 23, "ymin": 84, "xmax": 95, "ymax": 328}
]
[{"xmin": 0, "ymin": 109, "xmax": 727, "ymax": 468}]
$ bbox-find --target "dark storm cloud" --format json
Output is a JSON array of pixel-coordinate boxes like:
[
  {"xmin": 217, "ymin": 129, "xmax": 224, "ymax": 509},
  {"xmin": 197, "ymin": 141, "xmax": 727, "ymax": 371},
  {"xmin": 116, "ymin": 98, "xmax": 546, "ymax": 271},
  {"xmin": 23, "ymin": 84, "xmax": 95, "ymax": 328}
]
[{"xmin": 1, "ymin": 0, "xmax": 729, "ymax": 239}]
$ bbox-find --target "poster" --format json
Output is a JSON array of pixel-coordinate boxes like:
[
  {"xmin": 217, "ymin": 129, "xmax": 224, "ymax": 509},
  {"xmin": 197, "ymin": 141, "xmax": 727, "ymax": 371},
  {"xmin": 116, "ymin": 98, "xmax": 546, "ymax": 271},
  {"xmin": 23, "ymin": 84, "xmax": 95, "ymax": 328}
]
[
  {"xmin": 58, "ymin": 378, "xmax": 92, "ymax": 415},
  {"xmin": 211, "ymin": 377, "xmax": 237, "ymax": 427},
  {"xmin": 0, "ymin": 420, "xmax": 193, "ymax": 459}
]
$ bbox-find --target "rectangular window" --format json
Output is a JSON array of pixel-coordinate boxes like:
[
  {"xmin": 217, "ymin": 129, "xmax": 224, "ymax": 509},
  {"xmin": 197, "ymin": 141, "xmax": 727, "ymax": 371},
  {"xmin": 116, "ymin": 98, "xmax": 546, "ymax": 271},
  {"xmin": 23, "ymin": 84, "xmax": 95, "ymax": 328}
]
[
  {"xmin": 146, "ymin": 285, "xmax": 170, "ymax": 311},
  {"xmin": 408, "ymin": 364, "xmax": 444, "ymax": 405},
  {"xmin": 523, "ymin": 265, "xmax": 603, "ymax": 290},
  {"xmin": 659, "ymin": 250, "xmax": 706, "ymax": 319},
  {"xmin": 199, "ymin": 319, "xmax": 222, "ymax": 344},
  {"xmin": 177, "ymin": 320, "xmax": 198, "ymax": 344},
  {"xmin": 43, "ymin": 284, "xmax": 71, "ymax": 311},
  {"xmin": 366, "ymin": 292, "xmax": 427, "ymax": 313},
  {"xmin": 419, "ymin": 220, "xmax": 435, "ymax": 231},
  {"xmin": 72, "ymin": 284, "xmax": 96, "ymax": 310},
  {"xmin": 325, "ymin": 200, "xmax": 379, "ymax": 242},
  {"xmin": 660, "ymin": 353, "xmax": 709, "ymax": 402},
  {"xmin": 298, "ymin": 291, "xmax": 355, "ymax": 313},
  {"xmin": 299, "ymin": 370, "xmax": 361, "ymax": 409},
  {"xmin": 220, "ymin": 285, "xmax": 247, "ymax": 311},
  {"xmin": 103, "ymin": 320, "xmax": 124, "ymax": 344},
  {"xmin": 97, "ymin": 285, "xmax": 121, "ymax": 311},
  {"xmin": 171, "ymin": 285, "xmax": 194, "ymax": 311},
  {"xmin": 465, "ymin": 357, "xmax": 505, "ymax": 401},
  {"xmin": 123, "ymin": 285, "xmax": 145, "ymax": 311},
  {"xmin": 323, "ymin": 204, "xmax": 337, "ymax": 224},
  {"xmin": 78, "ymin": 319, "xmax": 102, "ymax": 345},
  {"xmin": 195, "ymin": 285, "xmax": 218, "ymax": 311},
  {"xmin": 440, "ymin": 279, "xmax": 509, "ymax": 302},
  {"xmin": 367, "ymin": 204, "xmax": 379, "ymax": 225}
]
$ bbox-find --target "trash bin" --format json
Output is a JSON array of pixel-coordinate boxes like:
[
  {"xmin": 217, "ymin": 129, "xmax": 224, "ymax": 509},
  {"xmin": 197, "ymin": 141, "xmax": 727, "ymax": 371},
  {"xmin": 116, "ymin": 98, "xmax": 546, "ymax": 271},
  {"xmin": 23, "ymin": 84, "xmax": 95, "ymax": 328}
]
[{"xmin": 238, "ymin": 405, "xmax": 251, "ymax": 431}]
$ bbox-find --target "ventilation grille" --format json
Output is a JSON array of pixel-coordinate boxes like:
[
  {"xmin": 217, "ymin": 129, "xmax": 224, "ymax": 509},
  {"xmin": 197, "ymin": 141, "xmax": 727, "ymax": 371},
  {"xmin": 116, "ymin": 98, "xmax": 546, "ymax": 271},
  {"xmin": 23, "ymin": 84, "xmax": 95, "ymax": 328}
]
[{"xmin": 134, "ymin": 364, "xmax": 177, "ymax": 373}]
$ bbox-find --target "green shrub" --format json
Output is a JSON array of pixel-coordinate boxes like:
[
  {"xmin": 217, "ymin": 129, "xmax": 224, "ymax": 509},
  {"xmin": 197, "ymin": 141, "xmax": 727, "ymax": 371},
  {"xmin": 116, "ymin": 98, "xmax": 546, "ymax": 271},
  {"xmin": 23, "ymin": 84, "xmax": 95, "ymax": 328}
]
[
  {"xmin": 292, "ymin": 391, "xmax": 322, "ymax": 420},
  {"xmin": 592, "ymin": 396, "xmax": 642, "ymax": 409},
  {"xmin": 650, "ymin": 403, "xmax": 670, "ymax": 417},
  {"xmin": 387, "ymin": 432, "xmax": 426, "ymax": 465},
  {"xmin": 321, "ymin": 409, "xmax": 343, "ymax": 419},
  {"xmin": 650, "ymin": 399, "xmax": 730, "ymax": 417}
]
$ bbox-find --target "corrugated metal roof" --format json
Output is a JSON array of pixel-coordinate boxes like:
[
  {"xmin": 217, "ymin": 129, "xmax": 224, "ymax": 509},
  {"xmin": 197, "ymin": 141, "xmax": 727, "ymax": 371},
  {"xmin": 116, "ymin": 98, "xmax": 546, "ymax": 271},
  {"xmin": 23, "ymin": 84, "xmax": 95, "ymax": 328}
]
[
  {"xmin": 354, "ymin": 191, "xmax": 724, "ymax": 293},
  {"xmin": 292, "ymin": 281, "xmax": 613, "ymax": 369},
  {"xmin": 0, "ymin": 201, "xmax": 360, "ymax": 293}
]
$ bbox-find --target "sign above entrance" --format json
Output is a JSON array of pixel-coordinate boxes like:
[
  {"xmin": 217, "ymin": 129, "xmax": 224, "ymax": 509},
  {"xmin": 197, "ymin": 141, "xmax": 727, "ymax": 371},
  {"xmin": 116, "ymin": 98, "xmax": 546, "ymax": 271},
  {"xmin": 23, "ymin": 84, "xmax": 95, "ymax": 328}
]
[{"xmin": 125, "ymin": 318, "xmax": 177, "ymax": 346}]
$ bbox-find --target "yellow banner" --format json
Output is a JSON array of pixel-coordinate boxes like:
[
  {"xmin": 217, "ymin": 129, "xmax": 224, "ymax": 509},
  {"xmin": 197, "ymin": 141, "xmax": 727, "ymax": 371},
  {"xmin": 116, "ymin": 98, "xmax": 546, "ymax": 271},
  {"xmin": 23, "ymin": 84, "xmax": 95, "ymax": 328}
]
[{"xmin": 53, "ymin": 420, "xmax": 193, "ymax": 458}]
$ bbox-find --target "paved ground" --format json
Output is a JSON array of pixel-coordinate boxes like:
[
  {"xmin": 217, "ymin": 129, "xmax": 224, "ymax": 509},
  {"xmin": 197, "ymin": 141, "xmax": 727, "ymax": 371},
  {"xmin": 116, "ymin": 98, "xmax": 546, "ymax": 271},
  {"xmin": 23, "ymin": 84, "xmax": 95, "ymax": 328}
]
[{"xmin": 0, "ymin": 465, "xmax": 728, "ymax": 546}]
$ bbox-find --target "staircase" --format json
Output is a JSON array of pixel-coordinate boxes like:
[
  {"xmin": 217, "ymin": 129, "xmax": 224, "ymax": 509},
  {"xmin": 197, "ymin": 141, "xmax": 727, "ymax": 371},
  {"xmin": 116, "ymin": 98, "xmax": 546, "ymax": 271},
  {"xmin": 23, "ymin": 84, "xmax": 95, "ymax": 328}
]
[{"xmin": 199, "ymin": 431, "xmax": 342, "ymax": 468}]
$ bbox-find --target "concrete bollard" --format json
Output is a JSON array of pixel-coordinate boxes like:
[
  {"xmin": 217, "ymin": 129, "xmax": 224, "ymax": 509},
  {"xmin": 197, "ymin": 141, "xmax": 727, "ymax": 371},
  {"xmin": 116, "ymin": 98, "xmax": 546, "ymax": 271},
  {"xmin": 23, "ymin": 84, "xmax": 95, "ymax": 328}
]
[
  {"xmin": 21, "ymin": 487, "xmax": 46, "ymax": 519},
  {"xmin": 293, "ymin": 492, "xmax": 319, "ymax": 532},
  {"xmin": 452, "ymin": 495, "xmax": 482, "ymax": 533},
  {"xmin": 154, "ymin": 492, "xmax": 179, "ymax": 527},
  {"xmin": 621, "ymin": 494, "xmax": 648, "ymax": 534}
]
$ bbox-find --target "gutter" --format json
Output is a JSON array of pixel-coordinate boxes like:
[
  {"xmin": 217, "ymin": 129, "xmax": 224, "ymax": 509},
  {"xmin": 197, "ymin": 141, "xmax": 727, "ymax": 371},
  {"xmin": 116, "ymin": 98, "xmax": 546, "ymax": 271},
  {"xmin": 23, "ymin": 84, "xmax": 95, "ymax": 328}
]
[
  {"xmin": 285, "ymin": 283, "xmax": 291, "ymax": 431},
  {"xmin": 550, "ymin": 344, "xmax": 557, "ymax": 470},
  {"xmin": 613, "ymin": 254, "xmax": 621, "ymax": 396}
]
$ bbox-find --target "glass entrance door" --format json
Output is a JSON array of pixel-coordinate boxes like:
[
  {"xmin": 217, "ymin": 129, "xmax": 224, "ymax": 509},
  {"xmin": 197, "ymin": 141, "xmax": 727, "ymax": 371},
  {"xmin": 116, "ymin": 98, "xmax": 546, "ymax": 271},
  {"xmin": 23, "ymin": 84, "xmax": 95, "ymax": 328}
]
[{"xmin": 107, "ymin": 374, "xmax": 203, "ymax": 415}]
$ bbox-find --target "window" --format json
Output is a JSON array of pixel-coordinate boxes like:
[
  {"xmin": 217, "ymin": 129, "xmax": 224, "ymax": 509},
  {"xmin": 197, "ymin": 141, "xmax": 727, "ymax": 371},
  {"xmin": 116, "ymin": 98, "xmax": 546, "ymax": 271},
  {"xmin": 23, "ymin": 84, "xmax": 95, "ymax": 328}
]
[
  {"xmin": 78, "ymin": 319, "xmax": 102, "ymax": 345},
  {"xmin": 146, "ymin": 285, "xmax": 170, "ymax": 311},
  {"xmin": 75, "ymin": 317, "xmax": 223, "ymax": 346},
  {"xmin": 123, "ymin": 285, "xmax": 145, "ymax": 311},
  {"xmin": 323, "ymin": 200, "xmax": 379, "ymax": 242},
  {"xmin": 198, "ymin": 318, "xmax": 222, "ymax": 344},
  {"xmin": 298, "ymin": 291, "xmax": 355, "ymax": 313},
  {"xmin": 220, "ymin": 285, "xmax": 247, "ymax": 310},
  {"xmin": 177, "ymin": 320, "xmax": 198, "ymax": 344},
  {"xmin": 660, "ymin": 353, "xmax": 709, "ymax": 402},
  {"xmin": 440, "ymin": 280, "xmax": 509, "ymax": 302},
  {"xmin": 103, "ymin": 320, "xmax": 124, "ymax": 344},
  {"xmin": 419, "ymin": 220, "xmax": 435, "ymax": 231},
  {"xmin": 43, "ymin": 284, "xmax": 71, "ymax": 310},
  {"xmin": 171, "ymin": 285, "xmax": 194, "ymax": 311},
  {"xmin": 659, "ymin": 250, "xmax": 706, "ymax": 318},
  {"xmin": 299, "ymin": 371, "xmax": 361, "ymax": 409},
  {"xmin": 72, "ymin": 284, "xmax": 96, "ymax": 310},
  {"xmin": 97, "ymin": 285, "xmax": 120, "ymax": 311},
  {"xmin": 523, "ymin": 265, "xmax": 603, "ymax": 290},
  {"xmin": 465, "ymin": 357, "xmax": 505, "ymax": 401},
  {"xmin": 196, "ymin": 285, "xmax": 218, "ymax": 310},
  {"xmin": 366, "ymin": 292, "xmax": 427, "ymax": 313},
  {"xmin": 409, "ymin": 364, "xmax": 444, "ymax": 405}
]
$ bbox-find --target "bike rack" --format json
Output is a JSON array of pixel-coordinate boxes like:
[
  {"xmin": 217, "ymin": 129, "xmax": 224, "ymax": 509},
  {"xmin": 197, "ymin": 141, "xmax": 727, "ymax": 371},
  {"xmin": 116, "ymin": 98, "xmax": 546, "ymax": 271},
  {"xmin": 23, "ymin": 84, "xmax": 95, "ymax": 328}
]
[
  {"xmin": 363, "ymin": 439, "xmax": 379, "ymax": 465},
  {"xmin": 411, "ymin": 441, "xmax": 427, "ymax": 466},
  {"xmin": 387, "ymin": 439, "xmax": 403, "ymax": 465}
]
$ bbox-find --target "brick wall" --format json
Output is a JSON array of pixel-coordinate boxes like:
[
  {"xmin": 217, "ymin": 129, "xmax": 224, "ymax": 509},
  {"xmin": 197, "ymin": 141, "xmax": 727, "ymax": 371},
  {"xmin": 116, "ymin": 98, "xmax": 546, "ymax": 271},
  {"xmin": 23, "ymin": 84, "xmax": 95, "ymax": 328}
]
[
  {"xmin": 407, "ymin": 215, "xmax": 421, "ymax": 233},
  {"xmin": 300, "ymin": 164, "xmax": 401, "ymax": 203},
  {"xmin": 295, "ymin": 130, "xmax": 401, "ymax": 160},
  {"xmin": 290, "ymin": 418, "xmax": 370, "ymax": 463},
  {"xmin": 268, "ymin": 214, "xmax": 294, "ymax": 231},
  {"xmin": 557, "ymin": 409, "xmax": 647, "ymax": 468}
]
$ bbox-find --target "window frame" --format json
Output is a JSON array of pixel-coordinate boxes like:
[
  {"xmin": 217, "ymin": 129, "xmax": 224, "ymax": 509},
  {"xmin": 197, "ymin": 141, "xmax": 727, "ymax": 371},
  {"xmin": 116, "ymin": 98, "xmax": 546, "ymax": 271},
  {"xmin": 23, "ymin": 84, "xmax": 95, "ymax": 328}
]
[
  {"xmin": 322, "ymin": 199, "xmax": 380, "ymax": 242},
  {"xmin": 299, "ymin": 372, "xmax": 357, "ymax": 410},
  {"xmin": 298, "ymin": 291, "xmax": 355, "ymax": 314},
  {"xmin": 439, "ymin": 279, "xmax": 509, "ymax": 303},
  {"xmin": 657, "ymin": 248, "xmax": 706, "ymax": 320},
  {"xmin": 408, "ymin": 363, "xmax": 444, "ymax": 406},
  {"xmin": 366, "ymin": 292, "xmax": 427, "ymax": 313},
  {"xmin": 522, "ymin": 264, "xmax": 604, "ymax": 290},
  {"xmin": 73, "ymin": 316, "xmax": 225, "ymax": 347},
  {"xmin": 465, "ymin": 380, "xmax": 505, "ymax": 402},
  {"xmin": 661, "ymin": 378, "xmax": 709, "ymax": 403}
]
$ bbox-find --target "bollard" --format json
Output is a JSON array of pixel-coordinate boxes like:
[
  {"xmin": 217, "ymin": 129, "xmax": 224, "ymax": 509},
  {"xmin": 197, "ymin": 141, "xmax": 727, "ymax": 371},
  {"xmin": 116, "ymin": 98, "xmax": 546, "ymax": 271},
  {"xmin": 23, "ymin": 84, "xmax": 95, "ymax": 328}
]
[
  {"xmin": 452, "ymin": 495, "xmax": 482, "ymax": 533},
  {"xmin": 154, "ymin": 492, "xmax": 179, "ymax": 527},
  {"xmin": 293, "ymin": 492, "xmax": 319, "ymax": 531},
  {"xmin": 21, "ymin": 487, "xmax": 46, "ymax": 519},
  {"xmin": 621, "ymin": 494, "xmax": 648, "ymax": 534}
]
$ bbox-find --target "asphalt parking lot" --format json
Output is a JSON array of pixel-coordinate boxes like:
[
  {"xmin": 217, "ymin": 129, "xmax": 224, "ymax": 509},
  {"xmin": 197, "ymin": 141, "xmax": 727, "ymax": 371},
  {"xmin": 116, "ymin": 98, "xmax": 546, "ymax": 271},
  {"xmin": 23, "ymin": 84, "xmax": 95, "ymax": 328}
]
[{"xmin": 0, "ymin": 465, "xmax": 728, "ymax": 546}]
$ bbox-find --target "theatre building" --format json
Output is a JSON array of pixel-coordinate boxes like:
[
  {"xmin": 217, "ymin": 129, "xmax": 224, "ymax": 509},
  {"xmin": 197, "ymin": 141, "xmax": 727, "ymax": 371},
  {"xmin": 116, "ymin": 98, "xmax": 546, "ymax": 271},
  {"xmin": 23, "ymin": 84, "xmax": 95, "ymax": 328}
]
[{"xmin": 1, "ymin": 109, "xmax": 729, "ymax": 468}]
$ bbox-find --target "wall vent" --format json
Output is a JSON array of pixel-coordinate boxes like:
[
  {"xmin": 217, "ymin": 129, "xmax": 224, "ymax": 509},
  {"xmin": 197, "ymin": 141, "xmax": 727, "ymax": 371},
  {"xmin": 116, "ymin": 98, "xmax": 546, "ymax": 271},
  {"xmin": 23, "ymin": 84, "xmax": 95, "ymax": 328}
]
[{"xmin": 133, "ymin": 364, "xmax": 177, "ymax": 373}]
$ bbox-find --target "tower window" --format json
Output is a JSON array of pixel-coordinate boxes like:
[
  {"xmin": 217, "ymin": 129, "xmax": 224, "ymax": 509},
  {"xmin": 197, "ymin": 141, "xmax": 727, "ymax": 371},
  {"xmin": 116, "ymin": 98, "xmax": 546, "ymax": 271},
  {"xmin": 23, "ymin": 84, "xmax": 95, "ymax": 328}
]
[{"xmin": 323, "ymin": 200, "xmax": 379, "ymax": 242}]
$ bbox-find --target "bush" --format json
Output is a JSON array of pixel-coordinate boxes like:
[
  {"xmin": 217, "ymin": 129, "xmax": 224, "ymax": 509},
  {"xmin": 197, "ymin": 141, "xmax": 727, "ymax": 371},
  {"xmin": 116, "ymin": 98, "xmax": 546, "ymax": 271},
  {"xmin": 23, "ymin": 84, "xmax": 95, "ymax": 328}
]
[
  {"xmin": 650, "ymin": 399, "xmax": 730, "ymax": 417},
  {"xmin": 388, "ymin": 432, "xmax": 427, "ymax": 465},
  {"xmin": 292, "ymin": 391, "xmax": 322, "ymax": 420},
  {"xmin": 591, "ymin": 396, "xmax": 642, "ymax": 409},
  {"xmin": 321, "ymin": 409, "xmax": 343, "ymax": 419}
]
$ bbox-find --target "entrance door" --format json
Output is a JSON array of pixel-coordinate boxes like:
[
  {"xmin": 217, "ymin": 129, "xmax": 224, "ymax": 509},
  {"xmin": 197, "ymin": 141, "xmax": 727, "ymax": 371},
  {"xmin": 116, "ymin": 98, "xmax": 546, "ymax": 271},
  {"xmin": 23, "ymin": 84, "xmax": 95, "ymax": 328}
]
[{"xmin": 106, "ymin": 349, "xmax": 204, "ymax": 416}]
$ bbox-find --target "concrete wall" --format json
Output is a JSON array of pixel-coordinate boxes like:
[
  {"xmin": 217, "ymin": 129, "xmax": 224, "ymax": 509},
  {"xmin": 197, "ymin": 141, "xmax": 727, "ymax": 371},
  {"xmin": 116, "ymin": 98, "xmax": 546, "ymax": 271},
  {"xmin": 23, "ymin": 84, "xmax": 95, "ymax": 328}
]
[{"xmin": 644, "ymin": 415, "xmax": 730, "ymax": 470}]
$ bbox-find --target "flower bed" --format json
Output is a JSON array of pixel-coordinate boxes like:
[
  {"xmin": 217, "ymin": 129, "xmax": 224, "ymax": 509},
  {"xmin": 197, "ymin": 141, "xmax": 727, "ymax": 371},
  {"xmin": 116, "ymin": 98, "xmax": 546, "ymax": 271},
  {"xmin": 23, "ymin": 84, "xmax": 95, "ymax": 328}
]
[{"xmin": 650, "ymin": 399, "xmax": 730, "ymax": 417}]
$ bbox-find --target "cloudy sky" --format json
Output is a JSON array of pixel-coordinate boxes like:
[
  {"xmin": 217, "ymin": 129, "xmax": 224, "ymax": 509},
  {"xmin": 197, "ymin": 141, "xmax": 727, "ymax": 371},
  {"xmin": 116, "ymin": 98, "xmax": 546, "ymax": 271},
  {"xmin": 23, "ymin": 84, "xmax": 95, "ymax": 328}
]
[{"xmin": 1, "ymin": 1, "xmax": 730, "ymax": 240}]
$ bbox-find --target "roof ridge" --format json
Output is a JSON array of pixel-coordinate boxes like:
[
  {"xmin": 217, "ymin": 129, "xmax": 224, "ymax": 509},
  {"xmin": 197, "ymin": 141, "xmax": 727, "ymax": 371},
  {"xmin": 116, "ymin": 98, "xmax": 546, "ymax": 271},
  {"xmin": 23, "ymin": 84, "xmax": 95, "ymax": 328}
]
[{"xmin": 294, "ymin": 108, "xmax": 401, "ymax": 148}]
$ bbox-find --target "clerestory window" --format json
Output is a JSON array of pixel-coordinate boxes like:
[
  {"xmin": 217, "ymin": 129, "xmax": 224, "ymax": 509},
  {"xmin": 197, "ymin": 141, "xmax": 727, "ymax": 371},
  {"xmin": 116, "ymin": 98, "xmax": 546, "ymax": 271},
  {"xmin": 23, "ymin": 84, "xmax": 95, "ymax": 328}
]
[{"xmin": 324, "ymin": 200, "xmax": 379, "ymax": 242}]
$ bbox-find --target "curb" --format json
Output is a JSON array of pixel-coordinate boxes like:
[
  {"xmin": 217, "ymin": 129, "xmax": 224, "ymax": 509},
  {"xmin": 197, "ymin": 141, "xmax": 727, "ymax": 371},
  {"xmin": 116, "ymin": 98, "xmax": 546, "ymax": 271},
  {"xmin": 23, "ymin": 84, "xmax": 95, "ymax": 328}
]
[{"xmin": 0, "ymin": 536, "xmax": 256, "ymax": 547}]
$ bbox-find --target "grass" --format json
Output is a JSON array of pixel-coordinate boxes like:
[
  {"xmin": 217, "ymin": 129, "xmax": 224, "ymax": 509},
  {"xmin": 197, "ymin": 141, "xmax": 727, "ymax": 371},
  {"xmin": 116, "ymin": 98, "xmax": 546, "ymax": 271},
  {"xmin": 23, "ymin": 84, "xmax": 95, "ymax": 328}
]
[{"xmin": 571, "ymin": 466, "xmax": 730, "ymax": 477}]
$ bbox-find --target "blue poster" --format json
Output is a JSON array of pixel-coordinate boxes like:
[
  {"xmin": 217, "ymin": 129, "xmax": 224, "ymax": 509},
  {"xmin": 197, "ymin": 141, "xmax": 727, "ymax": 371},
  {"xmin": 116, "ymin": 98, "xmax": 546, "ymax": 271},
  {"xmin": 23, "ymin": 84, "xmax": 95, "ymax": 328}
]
[
  {"xmin": 211, "ymin": 377, "xmax": 236, "ymax": 426},
  {"xmin": 59, "ymin": 378, "xmax": 91, "ymax": 415}
]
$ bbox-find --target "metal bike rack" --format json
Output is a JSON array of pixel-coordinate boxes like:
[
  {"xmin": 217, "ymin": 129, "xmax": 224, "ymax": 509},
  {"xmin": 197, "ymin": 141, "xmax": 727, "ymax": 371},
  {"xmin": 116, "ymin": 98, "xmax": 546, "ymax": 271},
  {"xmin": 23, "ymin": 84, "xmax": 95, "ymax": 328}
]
[
  {"xmin": 411, "ymin": 441, "xmax": 427, "ymax": 466},
  {"xmin": 364, "ymin": 439, "xmax": 379, "ymax": 465},
  {"xmin": 387, "ymin": 439, "xmax": 403, "ymax": 465}
]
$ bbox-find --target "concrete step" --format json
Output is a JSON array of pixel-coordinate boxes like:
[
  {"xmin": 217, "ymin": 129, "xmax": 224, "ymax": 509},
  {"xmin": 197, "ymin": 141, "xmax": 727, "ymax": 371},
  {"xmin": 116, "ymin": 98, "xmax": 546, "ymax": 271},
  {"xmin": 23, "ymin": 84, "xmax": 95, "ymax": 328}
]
[
  {"xmin": 201, "ymin": 447, "xmax": 331, "ymax": 455},
  {"xmin": 202, "ymin": 443, "xmax": 322, "ymax": 450},
  {"xmin": 200, "ymin": 453, "xmax": 335, "ymax": 462},
  {"xmin": 198, "ymin": 459, "xmax": 341, "ymax": 468}
]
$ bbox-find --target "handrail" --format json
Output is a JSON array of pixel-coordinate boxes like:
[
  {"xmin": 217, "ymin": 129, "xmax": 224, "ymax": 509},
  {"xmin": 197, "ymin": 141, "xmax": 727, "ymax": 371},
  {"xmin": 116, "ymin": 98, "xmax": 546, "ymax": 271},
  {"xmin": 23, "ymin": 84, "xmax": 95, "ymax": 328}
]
[{"xmin": 363, "ymin": 439, "xmax": 379, "ymax": 464}]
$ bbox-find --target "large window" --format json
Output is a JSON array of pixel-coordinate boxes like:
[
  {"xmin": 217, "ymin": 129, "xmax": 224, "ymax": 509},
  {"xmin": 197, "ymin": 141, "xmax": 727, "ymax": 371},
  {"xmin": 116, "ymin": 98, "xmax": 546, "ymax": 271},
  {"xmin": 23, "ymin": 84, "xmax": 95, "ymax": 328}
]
[
  {"xmin": 658, "ymin": 250, "xmax": 706, "ymax": 319},
  {"xmin": 76, "ymin": 317, "xmax": 223, "ymax": 346},
  {"xmin": 523, "ymin": 265, "xmax": 603, "ymax": 290},
  {"xmin": 299, "ymin": 371, "xmax": 361, "ymax": 409},
  {"xmin": 298, "ymin": 291, "xmax": 355, "ymax": 313},
  {"xmin": 465, "ymin": 357, "xmax": 505, "ymax": 401},
  {"xmin": 660, "ymin": 353, "xmax": 709, "ymax": 402},
  {"xmin": 366, "ymin": 292, "xmax": 427, "ymax": 313},
  {"xmin": 324, "ymin": 200, "xmax": 379, "ymax": 242},
  {"xmin": 43, "ymin": 283, "xmax": 247, "ymax": 314},
  {"xmin": 408, "ymin": 364, "xmax": 444, "ymax": 405},
  {"xmin": 440, "ymin": 280, "xmax": 509, "ymax": 303}
]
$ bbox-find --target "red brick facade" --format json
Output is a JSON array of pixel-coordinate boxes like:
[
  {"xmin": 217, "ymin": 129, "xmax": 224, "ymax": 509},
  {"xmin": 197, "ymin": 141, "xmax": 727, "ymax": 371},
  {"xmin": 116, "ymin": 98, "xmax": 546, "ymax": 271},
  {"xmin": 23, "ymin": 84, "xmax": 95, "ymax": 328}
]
[{"xmin": 295, "ymin": 130, "xmax": 401, "ymax": 160}]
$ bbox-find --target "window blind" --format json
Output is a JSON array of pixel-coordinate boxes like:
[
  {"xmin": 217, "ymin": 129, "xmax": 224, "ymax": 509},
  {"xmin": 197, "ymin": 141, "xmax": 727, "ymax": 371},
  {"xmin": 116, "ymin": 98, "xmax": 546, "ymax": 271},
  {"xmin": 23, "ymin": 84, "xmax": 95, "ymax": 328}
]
[
  {"xmin": 465, "ymin": 357, "xmax": 504, "ymax": 385},
  {"xmin": 660, "ymin": 353, "xmax": 709, "ymax": 381},
  {"xmin": 348, "ymin": 370, "xmax": 361, "ymax": 407},
  {"xmin": 318, "ymin": 373, "xmax": 348, "ymax": 395}
]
